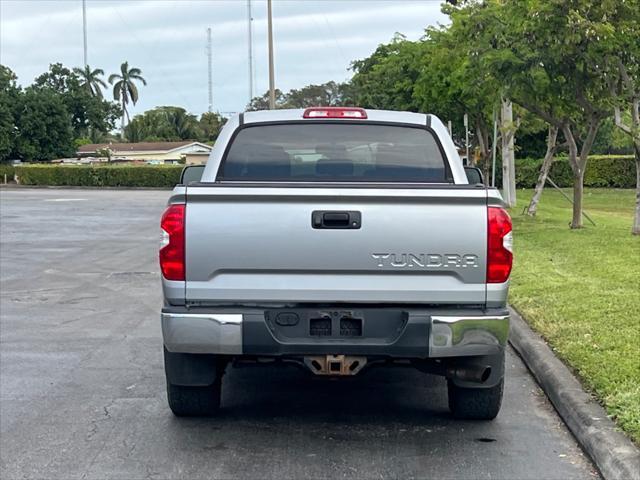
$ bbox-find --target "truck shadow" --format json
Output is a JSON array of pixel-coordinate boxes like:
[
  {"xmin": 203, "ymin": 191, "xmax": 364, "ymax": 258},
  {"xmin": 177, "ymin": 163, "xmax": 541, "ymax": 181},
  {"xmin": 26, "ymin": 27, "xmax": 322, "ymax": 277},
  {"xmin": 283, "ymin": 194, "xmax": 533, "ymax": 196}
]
[
  {"xmin": 161, "ymin": 363, "xmax": 510, "ymax": 479},
  {"xmin": 191, "ymin": 363, "xmax": 451, "ymax": 425}
]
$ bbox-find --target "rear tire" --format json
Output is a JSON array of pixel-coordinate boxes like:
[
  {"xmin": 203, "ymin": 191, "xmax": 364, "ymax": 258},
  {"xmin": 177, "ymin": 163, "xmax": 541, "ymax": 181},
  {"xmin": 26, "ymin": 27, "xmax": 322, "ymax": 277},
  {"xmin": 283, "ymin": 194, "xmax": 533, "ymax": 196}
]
[
  {"xmin": 164, "ymin": 348, "xmax": 225, "ymax": 417},
  {"xmin": 448, "ymin": 377, "xmax": 504, "ymax": 420},
  {"xmin": 167, "ymin": 380, "xmax": 221, "ymax": 417}
]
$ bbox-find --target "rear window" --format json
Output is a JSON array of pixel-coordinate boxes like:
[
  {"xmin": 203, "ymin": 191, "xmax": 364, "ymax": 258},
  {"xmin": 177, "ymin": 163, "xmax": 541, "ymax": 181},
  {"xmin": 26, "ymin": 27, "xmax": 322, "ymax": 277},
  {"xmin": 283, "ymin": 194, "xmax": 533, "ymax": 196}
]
[{"xmin": 218, "ymin": 123, "xmax": 451, "ymax": 183}]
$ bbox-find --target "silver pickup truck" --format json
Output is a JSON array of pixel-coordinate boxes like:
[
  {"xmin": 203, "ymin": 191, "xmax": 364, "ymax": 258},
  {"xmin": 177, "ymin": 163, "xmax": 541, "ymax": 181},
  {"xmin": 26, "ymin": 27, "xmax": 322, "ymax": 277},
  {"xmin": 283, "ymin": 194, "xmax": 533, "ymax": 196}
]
[{"xmin": 159, "ymin": 107, "xmax": 513, "ymax": 419}]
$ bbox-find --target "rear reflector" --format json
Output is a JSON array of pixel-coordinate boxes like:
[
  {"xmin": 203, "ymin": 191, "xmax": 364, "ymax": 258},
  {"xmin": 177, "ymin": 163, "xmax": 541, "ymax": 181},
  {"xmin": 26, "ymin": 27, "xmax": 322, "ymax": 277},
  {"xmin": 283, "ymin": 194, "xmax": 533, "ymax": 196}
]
[
  {"xmin": 303, "ymin": 107, "xmax": 367, "ymax": 119},
  {"xmin": 160, "ymin": 204, "xmax": 185, "ymax": 281},
  {"xmin": 487, "ymin": 207, "xmax": 513, "ymax": 283}
]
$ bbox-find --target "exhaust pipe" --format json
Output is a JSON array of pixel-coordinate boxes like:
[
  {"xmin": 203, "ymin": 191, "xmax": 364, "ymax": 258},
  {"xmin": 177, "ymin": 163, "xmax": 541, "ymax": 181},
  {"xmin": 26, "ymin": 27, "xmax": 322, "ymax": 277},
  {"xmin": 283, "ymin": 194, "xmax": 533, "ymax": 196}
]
[{"xmin": 446, "ymin": 365, "xmax": 492, "ymax": 384}]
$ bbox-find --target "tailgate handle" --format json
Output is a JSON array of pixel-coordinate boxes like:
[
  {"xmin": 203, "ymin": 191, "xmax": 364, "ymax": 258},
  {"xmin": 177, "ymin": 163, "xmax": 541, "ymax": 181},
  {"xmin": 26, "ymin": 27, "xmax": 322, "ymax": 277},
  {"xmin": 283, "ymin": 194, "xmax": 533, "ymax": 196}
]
[{"xmin": 312, "ymin": 211, "xmax": 361, "ymax": 229}]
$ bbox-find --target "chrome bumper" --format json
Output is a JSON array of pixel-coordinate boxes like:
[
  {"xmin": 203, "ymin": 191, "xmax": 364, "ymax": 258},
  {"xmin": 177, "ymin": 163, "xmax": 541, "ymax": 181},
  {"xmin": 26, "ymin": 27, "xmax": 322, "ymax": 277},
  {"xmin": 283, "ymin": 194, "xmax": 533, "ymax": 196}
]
[
  {"xmin": 162, "ymin": 312, "xmax": 243, "ymax": 354},
  {"xmin": 429, "ymin": 315, "xmax": 510, "ymax": 357},
  {"xmin": 162, "ymin": 310, "xmax": 509, "ymax": 357}
]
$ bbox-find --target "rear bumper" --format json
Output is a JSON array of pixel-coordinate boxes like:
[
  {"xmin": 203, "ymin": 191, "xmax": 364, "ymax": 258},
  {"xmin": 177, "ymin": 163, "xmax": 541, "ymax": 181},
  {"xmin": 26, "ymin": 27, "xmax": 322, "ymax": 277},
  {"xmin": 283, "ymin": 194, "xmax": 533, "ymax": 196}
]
[
  {"xmin": 162, "ymin": 312, "xmax": 244, "ymax": 355},
  {"xmin": 161, "ymin": 308, "xmax": 509, "ymax": 359}
]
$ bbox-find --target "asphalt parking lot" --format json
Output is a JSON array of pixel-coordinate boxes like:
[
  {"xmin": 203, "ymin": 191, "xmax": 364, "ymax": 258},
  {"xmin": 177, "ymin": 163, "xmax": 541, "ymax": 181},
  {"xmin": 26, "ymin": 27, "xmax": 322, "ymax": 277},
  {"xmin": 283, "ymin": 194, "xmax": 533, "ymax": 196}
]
[{"xmin": 0, "ymin": 188, "xmax": 598, "ymax": 479}]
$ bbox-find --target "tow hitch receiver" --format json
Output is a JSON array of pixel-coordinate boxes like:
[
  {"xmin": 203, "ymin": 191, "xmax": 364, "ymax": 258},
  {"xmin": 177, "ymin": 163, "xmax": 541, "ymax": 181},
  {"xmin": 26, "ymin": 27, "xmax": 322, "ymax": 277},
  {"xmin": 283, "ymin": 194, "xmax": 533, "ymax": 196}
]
[{"xmin": 304, "ymin": 355, "xmax": 367, "ymax": 376}]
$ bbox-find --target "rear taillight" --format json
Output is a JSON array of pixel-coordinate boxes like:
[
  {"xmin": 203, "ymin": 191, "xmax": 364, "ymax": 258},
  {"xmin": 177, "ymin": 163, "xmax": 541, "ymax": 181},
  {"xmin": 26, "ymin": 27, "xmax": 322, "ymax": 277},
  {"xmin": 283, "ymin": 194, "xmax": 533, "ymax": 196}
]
[
  {"xmin": 160, "ymin": 204, "xmax": 185, "ymax": 281},
  {"xmin": 303, "ymin": 107, "xmax": 367, "ymax": 119},
  {"xmin": 487, "ymin": 207, "xmax": 513, "ymax": 283}
]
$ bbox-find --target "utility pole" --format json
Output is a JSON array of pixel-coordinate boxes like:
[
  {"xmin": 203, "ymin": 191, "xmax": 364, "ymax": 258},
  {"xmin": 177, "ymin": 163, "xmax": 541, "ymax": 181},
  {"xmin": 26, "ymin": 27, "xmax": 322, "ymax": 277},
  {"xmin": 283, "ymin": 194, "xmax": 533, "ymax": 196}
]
[
  {"xmin": 82, "ymin": 0, "xmax": 88, "ymax": 67},
  {"xmin": 267, "ymin": 0, "xmax": 276, "ymax": 109},
  {"xmin": 247, "ymin": 0, "xmax": 254, "ymax": 104},
  {"xmin": 207, "ymin": 27, "xmax": 213, "ymax": 113}
]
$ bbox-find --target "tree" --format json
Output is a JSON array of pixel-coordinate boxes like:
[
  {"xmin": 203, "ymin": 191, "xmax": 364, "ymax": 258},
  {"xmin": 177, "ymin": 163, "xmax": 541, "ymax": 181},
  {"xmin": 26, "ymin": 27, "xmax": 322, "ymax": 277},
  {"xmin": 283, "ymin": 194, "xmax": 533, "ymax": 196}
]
[
  {"xmin": 351, "ymin": 34, "xmax": 424, "ymax": 112},
  {"xmin": 428, "ymin": 8, "xmax": 497, "ymax": 162},
  {"xmin": 73, "ymin": 65, "xmax": 107, "ymax": 98},
  {"xmin": 526, "ymin": 125, "xmax": 560, "ymax": 216},
  {"xmin": 0, "ymin": 101, "xmax": 13, "ymax": 160},
  {"xmin": 416, "ymin": 19, "xmax": 499, "ymax": 178},
  {"xmin": 33, "ymin": 63, "xmax": 76, "ymax": 93},
  {"xmin": 614, "ymin": 96, "xmax": 640, "ymax": 235},
  {"xmin": 246, "ymin": 81, "xmax": 355, "ymax": 111},
  {"xmin": 350, "ymin": 25, "xmax": 504, "ymax": 184},
  {"xmin": 80, "ymin": 95, "xmax": 121, "ymax": 140},
  {"xmin": 484, "ymin": 0, "xmax": 620, "ymax": 228},
  {"xmin": 109, "ymin": 61, "xmax": 147, "ymax": 133},
  {"xmin": 500, "ymin": 100, "xmax": 518, "ymax": 207},
  {"xmin": 32, "ymin": 63, "xmax": 119, "ymax": 140},
  {"xmin": 163, "ymin": 107, "xmax": 201, "ymax": 140},
  {"xmin": 199, "ymin": 112, "xmax": 227, "ymax": 142},
  {"xmin": 434, "ymin": 2, "xmax": 536, "ymax": 205},
  {"xmin": 247, "ymin": 89, "xmax": 286, "ymax": 111},
  {"xmin": 0, "ymin": 64, "xmax": 21, "ymax": 99},
  {"xmin": 14, "ymin": 88, "xmax": 74, "ymax": 160},
  {"xmin": 123, "ymin": 106, "xmax": 203, "ymax": 142},
  {"xmin": 0, "ymin": 65, "xmax": 21, "ymax": 160},
  {"xmin": 285, "ymin": 81, "xmax": 356, "ymax": 108},
  {"xmin": 122, "ymin": 117, "xmax": 146, "ymax": 143},
  {"xmin": 608, "ymin": 0, "xmax": 640, "ymax": 234}
]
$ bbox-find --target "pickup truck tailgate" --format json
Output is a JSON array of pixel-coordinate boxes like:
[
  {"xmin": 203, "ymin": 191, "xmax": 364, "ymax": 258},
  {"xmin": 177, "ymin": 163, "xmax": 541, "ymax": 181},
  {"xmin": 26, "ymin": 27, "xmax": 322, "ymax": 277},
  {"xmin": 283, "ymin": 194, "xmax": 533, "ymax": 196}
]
[{"xmin": 185, "ymin": 186, "xmax": 487, "ymax": 305}]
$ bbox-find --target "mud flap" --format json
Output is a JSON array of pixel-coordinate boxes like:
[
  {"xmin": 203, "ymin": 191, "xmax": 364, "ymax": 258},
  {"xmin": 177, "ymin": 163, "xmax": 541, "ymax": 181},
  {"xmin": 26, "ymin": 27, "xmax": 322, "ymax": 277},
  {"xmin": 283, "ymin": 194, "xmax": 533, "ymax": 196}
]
[{"xmin": 163, "ymin": 347, "xmax": 226, "ymax": 387}]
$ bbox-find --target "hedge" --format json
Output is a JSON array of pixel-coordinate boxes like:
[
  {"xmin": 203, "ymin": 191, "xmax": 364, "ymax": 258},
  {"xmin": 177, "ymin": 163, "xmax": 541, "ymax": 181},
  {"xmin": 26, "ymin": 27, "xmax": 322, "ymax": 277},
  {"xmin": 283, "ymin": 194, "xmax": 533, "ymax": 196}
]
[
  {"xmin": 502, "ymin": 155, "xmax": 636, "ymax": 188},
  {"xmin": 12, "ymin": 164, "xmax": 183, "ymax": 188},
  {"xmin": 0, "ymin": 164, "xmax": 16, "ymax": 182},
  {"xmin": 3, "ymin": 155, "xmax": 637, "ymax": 188}
]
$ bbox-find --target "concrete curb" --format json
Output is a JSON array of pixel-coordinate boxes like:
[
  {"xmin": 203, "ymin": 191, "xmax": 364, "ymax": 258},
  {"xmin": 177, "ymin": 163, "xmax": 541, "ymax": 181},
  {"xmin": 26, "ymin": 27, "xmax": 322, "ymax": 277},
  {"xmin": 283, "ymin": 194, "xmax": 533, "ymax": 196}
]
[{"xmin": 508, "ymin": 307, "xmax": 640, "ymax": 480}]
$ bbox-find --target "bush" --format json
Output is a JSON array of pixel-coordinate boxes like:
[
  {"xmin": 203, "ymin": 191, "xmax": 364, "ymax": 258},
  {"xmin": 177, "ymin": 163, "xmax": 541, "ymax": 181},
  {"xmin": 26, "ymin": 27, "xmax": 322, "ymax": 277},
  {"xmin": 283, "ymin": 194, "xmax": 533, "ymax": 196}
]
[
  {"xmin": 14, "ymin": 164, "xmax": 183, "ymax": 188},
  {"xmin": 582, "ymin": 155, "xmax": 637, "ymax": 188},
  {"xmin": 0, "ymin": 163, "xmax": 16, "ymax": 182},
  {"xmin": 8, "ymin": 156, "xmax": 637, "ymax": 189},
  {"xmin": 511, "ymin": 155, "xmax": 636, "ymax": 188}
]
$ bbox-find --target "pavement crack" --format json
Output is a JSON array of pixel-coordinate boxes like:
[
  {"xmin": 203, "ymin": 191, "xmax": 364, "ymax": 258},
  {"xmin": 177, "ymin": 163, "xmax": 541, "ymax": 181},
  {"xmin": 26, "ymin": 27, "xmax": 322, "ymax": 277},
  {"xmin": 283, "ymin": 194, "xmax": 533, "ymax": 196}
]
[{"xmin": 102, "ymin": 399, "xmax": 117, "ymax": 419}]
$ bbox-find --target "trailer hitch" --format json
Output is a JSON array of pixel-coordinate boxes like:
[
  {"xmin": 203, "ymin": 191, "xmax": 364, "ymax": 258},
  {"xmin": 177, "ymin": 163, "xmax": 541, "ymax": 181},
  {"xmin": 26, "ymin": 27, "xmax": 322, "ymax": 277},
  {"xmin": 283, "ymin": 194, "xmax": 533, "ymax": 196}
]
[{"xmin": 304, "ymin": 355, "xmax": 367, "ymax": 376}]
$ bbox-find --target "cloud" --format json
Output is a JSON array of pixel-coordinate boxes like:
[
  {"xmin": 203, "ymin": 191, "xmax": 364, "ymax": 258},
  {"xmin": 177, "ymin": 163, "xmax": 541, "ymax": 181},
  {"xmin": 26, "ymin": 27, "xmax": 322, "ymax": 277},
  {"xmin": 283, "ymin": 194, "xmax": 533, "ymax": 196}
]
[{"xmin": 0, "ymin": 0, "xmax": 448, "ymax": 116}]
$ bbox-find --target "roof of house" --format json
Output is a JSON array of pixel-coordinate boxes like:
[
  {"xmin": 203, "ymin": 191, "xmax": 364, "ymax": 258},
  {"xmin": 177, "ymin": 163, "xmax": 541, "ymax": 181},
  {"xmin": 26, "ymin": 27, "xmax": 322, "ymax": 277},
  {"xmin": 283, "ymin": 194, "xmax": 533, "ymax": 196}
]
[{"xmin": 77, "ymin": 141, "xmax": 211, "ymax": 154}]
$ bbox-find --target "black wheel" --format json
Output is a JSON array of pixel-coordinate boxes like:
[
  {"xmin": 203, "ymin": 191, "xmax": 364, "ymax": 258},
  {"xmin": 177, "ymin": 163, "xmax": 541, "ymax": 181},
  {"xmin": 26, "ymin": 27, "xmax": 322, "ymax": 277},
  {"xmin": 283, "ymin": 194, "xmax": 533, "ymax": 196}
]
[
  {"xmin": 448, "ymin": 377, "xmax": 504, "ymax": 420},
  {"xmin": 167, "ymin": 379, "xmax": 221, "ymax": 417}
]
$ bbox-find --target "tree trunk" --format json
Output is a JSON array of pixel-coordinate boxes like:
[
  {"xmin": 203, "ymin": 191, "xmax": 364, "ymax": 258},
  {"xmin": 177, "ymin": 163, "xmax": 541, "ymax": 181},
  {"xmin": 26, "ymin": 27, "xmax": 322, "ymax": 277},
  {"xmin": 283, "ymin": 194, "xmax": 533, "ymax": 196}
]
[
  {"xmin": 527, "ymin": 125, "xmax": 559, "ymax": 216},
  {"xmin": 563, "ymin": 119, "xmax": 600, "ymax": 229},
  {"xmin": 562, "ymin": 124, "xmax": 583, "ymax": 229},
  {"xmin": 627, "ymin": 98, "xmax": 639, "ymax": 235},
  {"xmin": 475, "ymin": 120, "xmax": 492, "ymax": 179},
  {"xmin": 120, "ymin": 90, "xmax": 128, "ymax": 138},
  {"xmin": 614, "ymin": 97, "xmax": 639, "ymax": 235},
  {"xmin": 501, "ymin": 99, "xmax": 516, "ymax": 208},
  {"xmin": 633, "ymin": 141, "xmax": 640, "ymax": 235},
  {"xmin": 571, "ymin": 168, "xmax": 585, "ymax": 229}
]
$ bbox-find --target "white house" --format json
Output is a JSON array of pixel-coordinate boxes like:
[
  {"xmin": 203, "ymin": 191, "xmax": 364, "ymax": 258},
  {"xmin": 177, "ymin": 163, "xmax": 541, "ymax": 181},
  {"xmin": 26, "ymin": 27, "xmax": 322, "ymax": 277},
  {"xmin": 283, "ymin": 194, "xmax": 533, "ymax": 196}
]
[{"xmin": 77, "ymin": 141, "xmax": 212, "ymax": 163}]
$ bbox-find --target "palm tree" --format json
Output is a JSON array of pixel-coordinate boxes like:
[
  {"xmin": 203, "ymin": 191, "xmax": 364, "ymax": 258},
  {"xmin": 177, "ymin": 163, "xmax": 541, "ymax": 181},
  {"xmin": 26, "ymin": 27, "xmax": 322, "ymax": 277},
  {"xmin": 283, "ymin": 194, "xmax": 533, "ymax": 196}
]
[
  {"xmin": 108, "ymin": 61, "xmax": 147, "ymax": 134},
  {"xmin": 73, "ymin": 65, "xmax": 107, "ymax": 98},
  {"xmin": 164, "ymin": 107, "xmax": 200, "ymax": 140}
]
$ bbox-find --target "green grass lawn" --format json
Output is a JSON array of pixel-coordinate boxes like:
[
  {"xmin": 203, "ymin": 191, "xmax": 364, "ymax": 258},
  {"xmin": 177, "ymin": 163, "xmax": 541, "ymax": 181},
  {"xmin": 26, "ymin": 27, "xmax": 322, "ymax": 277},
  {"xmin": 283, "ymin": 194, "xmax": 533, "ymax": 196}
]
[{"xmin": 509, "ymin": 188, "xmax": 640, "ymax": 444}]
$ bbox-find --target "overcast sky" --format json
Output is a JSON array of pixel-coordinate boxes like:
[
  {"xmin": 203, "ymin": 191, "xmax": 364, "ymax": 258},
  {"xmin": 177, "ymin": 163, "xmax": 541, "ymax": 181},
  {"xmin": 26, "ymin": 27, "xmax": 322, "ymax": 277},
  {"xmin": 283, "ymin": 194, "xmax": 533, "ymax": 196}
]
[{"xmin": 0, "ymin": 0, "xmax": 447, "ymax": 116}]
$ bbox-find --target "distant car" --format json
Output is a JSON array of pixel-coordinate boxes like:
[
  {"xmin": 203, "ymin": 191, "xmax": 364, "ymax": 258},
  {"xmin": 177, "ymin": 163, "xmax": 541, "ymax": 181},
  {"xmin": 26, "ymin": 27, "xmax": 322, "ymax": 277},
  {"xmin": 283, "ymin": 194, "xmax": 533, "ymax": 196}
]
[{"xmin": 159, "ymin": 107, "xmax": 512, "ymax": 419}]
